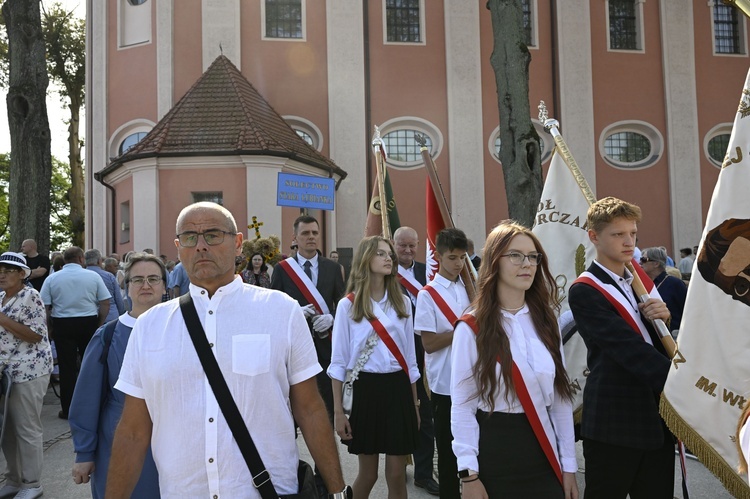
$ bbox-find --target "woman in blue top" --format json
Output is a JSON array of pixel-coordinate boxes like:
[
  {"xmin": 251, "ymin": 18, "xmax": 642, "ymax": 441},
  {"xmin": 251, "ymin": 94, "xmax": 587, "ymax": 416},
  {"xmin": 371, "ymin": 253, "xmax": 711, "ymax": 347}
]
[{"xmin": 69, "ymin": 253, "xmax": 166, "ymax": 498}]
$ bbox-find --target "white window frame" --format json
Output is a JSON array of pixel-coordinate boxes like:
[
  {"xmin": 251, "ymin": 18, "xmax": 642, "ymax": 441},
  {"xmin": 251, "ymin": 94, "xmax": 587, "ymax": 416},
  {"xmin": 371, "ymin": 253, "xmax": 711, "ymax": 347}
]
[
  {"xmin": 109, "ymin": 119, "xmax": 156, "ymax": 160},
  {"xmin": 117, "ymin": 0, "xmax": 152, "ymax": 50},
  {"xmin": 383, "ymin": 0, "xmax": 426, "ymax": 46},
  {"xmin": 708, "ymin": 1, "xmax": 748, "ymax": 57},
  {"xmin": 283, "ymin": 115, "xmax": 324, "ymax": 151},
  {"xmin": 261, "ymin": 0, "xmax": 307, "ymax": 42},
  {"xmin": 599, "ymin": 120, "xmax": 663, "ymax": 170},
  {"xmin": 488, "ymin": 120, "xmax": 553, "ymax": 165},
  {"xmin": 605, "ymin": 0, "xmax": 645, "ymax": 54},
  {"xmin": 703, "ymin": 123, "xmax": 734, "ymax": 169},
  {"xmin": 378, "ymin": 117, "xmax": 443, "ymax": 170}
]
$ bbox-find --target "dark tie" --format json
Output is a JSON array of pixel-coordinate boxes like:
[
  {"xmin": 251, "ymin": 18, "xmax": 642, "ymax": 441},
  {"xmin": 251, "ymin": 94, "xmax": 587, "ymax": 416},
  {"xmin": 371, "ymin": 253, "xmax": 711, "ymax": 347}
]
[{"xmin": 303, "ymin": 260, "xmax": 312, "ymax": 280}]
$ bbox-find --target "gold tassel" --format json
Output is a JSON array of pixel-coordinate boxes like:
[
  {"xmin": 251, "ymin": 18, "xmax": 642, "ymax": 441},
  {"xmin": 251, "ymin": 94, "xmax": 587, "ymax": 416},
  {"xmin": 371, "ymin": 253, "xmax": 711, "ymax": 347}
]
[{"xmin": 659, "ymin": 396, "xmax": 750, "ymax": 498}]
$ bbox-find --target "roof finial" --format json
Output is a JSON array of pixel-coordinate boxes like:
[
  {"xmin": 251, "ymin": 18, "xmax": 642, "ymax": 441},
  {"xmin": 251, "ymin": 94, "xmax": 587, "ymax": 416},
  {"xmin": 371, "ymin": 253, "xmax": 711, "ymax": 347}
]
[{"xmin": 219, "ymin": 43, "xmax": 223, "ymax": 55}]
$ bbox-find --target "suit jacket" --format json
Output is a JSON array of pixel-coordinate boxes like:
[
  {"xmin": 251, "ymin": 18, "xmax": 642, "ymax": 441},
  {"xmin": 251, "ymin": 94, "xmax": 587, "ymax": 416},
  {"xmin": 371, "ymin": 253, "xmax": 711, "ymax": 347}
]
[
  {"xmin": 400, "ymin": 261, "xmax": 427, "ymax": 369},
  {"xmin": 568, "ymin": 263, "xmax": 671, "ymax": 450},
  {"xmin": 270, "ymin": 256, "xmax": 345, "ymax": 318},
  {"xmin": 471, "ymin": 255, "xmax": 481, "ymax": 271}
]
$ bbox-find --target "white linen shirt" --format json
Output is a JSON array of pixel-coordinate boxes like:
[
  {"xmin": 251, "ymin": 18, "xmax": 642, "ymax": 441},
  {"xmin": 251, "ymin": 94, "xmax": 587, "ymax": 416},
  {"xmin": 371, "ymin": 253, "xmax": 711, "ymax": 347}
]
[
  {"xmin": 327, "ymin": 291, "xmax": 420, "ymax": 384},
  {"xmin": 414, "ymin": 274, "xmax": 470, "ymax": 395},
  {"xmin": 115, "ymin": 277, "xmax": 321, "ymax": 498},
  {"xmin": 450, "ymin": 306, "xmax": 577, "ymax": 474}
]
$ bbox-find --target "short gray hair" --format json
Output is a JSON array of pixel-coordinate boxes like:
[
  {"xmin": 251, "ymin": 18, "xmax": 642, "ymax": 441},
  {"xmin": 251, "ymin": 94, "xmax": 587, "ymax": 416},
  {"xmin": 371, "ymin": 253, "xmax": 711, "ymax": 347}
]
[
  {"xmin": 84, "ymin": 249, "xmax": 102, "ymax": 265},
  {"xmin": 103, "ymin": 257, "xmax": 118, "ymax": 268},
  {"xmin": 123, "ymin": 252, "xmax": 168, "ymax": 283},
  {"xmin": 642, "ymin": 247, "xmax": 667, "ymax": 270}
]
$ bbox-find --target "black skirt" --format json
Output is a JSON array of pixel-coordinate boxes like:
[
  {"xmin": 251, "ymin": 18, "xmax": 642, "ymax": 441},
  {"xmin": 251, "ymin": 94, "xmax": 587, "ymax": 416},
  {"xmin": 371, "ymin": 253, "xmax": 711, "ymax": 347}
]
[
  {"xmin": 345, "ymin": 370, "xmax": 419, "ymax": 455},
  {"xmin": 476, "ymin": 410, "xmax": 564, "ymax": 498}
]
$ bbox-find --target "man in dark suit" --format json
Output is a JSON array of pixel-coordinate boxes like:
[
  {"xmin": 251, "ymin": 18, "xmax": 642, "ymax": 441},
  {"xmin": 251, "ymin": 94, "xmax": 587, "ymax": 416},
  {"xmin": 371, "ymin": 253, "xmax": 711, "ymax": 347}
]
[
  {"xmin": 271, "ymin": 215, "xmax": 345, "ymax": 422},
  {"xmin": 568, "ymin": 197, "xmax": 673, "ymax": 499},
  {"xmin": 393, "ymin": 226, "xmax": 439, "ymax": 496},
  {"xmin": 467, "ymin": 239, "xmax": 481, "ymax": 271}
]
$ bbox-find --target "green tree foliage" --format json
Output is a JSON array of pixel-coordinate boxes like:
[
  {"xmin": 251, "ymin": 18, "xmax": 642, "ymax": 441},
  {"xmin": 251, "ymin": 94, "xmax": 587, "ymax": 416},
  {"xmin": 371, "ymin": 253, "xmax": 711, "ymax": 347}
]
[{"xmin": 0, "ymin": 152, "xmax": 72, "ymax": 253}]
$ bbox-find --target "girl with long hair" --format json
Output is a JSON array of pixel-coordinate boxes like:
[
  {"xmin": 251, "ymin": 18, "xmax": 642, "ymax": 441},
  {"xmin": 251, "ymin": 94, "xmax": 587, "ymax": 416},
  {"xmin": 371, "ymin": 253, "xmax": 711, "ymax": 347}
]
[
  {"xmin": 328, "ymin": 236, "xmax": 420, "ymax": 498},
  {"xmin": 451, "ymin": 221, "xmax": 578, "ymax": 498}
]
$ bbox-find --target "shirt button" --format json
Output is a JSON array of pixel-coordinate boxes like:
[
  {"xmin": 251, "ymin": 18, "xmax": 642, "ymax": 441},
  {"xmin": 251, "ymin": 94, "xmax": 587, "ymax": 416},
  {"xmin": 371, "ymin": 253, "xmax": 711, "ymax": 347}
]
[
  {"xmin": 209, "ymin": 457, "xmax": 214, "ymax": 463},
  {"xmin": 214, "ymin": 496, "xmax": 218, "ymax": 499},
  {"xmin": 209, "ymin": 343, "xmax": 214, "ymax": 347},
  {"xmin": 201, "ymin": 290, "xmax": 205, "ymax": 295},
  {"xmin": 209, "ymin": 310, "xmax": 213, "ymax": 315},
  {"xmin": 209, "ymin": 417, "xmax": 214, "ymax": 422}
]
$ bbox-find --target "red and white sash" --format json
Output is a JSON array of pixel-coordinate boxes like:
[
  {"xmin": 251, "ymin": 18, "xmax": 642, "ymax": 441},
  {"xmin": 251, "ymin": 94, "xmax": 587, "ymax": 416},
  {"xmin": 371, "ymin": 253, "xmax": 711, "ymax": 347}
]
[
  {"xmin": 459, "ymin": 314, "xmax": 563, "ymax": 485},
  {"xmin": 347, "ymin": 293, "xmax": 409, "ymax": 373},
  {"xmin": 277, "ymin": 257, "xmax": 330, "ymax": 315},
  {"xmin": 574, "ymin": 264, "xmax": 661, "ymax": 345},
  {"xmin": 422, "ymin": 284, "xmax": 459, "ymax": 327},
  {"xmin": 397, "ymin": 266, "xmax": 422, "ymax": 299}
]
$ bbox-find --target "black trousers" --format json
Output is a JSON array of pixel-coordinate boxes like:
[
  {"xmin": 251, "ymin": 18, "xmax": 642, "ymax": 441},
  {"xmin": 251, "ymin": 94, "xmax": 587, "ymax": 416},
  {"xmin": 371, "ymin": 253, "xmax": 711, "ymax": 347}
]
[
  {"xmin": 53, "ymin": 315, "xmax": 100, "ymax": 415},
  {"xmin": 413, "ymin": 339, "xmax": 435, "ymax": 482},
  {"xmin": 432, "ymin": 393, "xmax": 460, "ymax": 499},
  {"xmin": 583, "ymin": 433, "xmax": 675, "ymax": 499},
  {"xmin": 313, "ymin": 333, "xmax": 334, "ymax": 426}
]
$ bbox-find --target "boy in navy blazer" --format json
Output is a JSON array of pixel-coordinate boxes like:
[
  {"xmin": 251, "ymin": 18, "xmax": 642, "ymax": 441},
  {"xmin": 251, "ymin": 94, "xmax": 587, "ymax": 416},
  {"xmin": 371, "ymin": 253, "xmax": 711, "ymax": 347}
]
[{"xmin": 569, "ymin": 197, "xmax": 674, "ymax": 499}]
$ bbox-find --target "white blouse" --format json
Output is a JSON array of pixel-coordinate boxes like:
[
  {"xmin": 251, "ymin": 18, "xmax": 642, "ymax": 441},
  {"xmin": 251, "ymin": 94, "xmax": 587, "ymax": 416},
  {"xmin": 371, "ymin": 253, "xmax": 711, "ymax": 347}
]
[
  {"xmin": 450, "ymin": 306, "xmax": 577, "ymax": 474},
  {"xmin": 327, "ymin": 291, "xmax": 420, "ymax": 384}
]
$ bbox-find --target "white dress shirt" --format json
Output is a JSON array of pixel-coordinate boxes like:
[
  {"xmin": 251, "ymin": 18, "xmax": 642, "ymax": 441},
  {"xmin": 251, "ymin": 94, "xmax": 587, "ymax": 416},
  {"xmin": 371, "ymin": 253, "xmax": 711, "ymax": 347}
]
[
  {"xmin": 116, "ymin": 277, "xmax": 321, "ymax": 498},
  {"xmin": 296, "ymin": 253, "xmax": 319, "ymax": 286},
  {"xmin": 328, "ymin": 291, "xmax": 420, "ymax": 384},
  {"xmin": 414, "ymin": 274, "xmax": 470, "ymax": 395},
  {"xmin": 450, "ymin": 306, "xmax": 577, "ymax": 474}
]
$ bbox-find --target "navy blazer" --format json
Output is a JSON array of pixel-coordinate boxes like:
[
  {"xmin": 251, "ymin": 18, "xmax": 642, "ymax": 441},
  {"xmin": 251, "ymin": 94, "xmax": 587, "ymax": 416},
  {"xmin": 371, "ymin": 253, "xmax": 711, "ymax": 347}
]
[{"xmin": 569, "ymin": 263, "xmax": 671, "ymax": 450}]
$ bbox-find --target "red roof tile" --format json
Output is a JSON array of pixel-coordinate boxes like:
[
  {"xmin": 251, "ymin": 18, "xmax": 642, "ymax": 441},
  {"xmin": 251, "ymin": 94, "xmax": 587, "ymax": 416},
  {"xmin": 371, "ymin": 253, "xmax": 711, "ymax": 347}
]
[{"xmin": 105, "ymin": 55, "xmax": 346, "ymax": 179}]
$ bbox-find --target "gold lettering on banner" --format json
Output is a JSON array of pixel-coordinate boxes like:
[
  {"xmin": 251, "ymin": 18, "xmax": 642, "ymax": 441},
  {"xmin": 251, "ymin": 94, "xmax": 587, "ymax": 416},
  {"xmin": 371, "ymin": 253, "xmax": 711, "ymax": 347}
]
[
  {"xmin": 695, "ymin": 376, "xmax": 718, "ymax": 397},
  {"xmin": 533, "ymin": 199, "xmax": 589, "ymax": 232},
  {"xmin": 570, "ymin": 378, "xmax": 582, "ymax": 395},
  {"xmin": 722, "ymin": 147, "xmax": 743, "ymax": 169},
  {"xmin": 722, "ymin": 388, "xmax": 747, "ymax": 410}
]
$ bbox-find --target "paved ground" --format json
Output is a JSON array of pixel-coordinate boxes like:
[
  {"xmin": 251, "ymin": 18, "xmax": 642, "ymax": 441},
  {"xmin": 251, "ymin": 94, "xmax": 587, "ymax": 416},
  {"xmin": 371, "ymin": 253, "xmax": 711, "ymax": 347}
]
[{"xmin": 0, "ymin": 385, "xmax": 737, "ymax": 498}]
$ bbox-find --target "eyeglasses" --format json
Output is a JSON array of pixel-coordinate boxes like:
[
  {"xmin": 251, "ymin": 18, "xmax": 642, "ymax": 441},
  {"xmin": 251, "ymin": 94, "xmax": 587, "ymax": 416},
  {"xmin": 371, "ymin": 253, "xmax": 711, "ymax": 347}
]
[
  {"xmin": 375, "ymin": 250, "xmax": 395, "ymax": 260},
  {"xmin": 129, "ymin": 275, "xmax": 164, "ymax": 287},
  {"xmin": 640, "ymin": 258, "xmax": 652, "ymax": 264},
  {"xmin": 501, "ymin": 252, "xmax": 543, "ymax": 266},
  {"xmin": 176, "ymin": 230, "xmax": 236, "ymax": 247},
  {"xmin": 0, "ymin": 268, "xmax": 20, "ymax": 275}
]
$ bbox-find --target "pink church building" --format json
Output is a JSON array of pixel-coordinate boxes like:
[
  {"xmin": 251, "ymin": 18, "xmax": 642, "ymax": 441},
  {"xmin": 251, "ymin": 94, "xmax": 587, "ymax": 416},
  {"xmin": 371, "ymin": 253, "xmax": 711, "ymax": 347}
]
[{"xmin": 85, "ymin": 0, "xmax": 748, "ymax": 260}]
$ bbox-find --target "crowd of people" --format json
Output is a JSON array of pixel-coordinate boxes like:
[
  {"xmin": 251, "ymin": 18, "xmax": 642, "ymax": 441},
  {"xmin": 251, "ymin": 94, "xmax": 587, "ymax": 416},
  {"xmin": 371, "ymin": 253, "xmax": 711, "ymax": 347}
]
[{"xmin": 0, "ymin": 198, "xmax": 725, "ymax": 499}]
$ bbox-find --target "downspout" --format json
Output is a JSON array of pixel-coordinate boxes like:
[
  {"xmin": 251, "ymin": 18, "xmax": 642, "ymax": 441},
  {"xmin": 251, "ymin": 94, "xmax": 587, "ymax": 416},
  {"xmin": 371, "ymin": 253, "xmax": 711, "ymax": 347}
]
[
  {"xmin": 94, "ymin": 171, "xmax": 117, "ymax": 253},
  {"xmin": 363, "ymin": 0, "xmax": 373, "ymax": 200},
  {"xmin": 550, "ymin": 0, "xmax": 561, "ymax": 121}
]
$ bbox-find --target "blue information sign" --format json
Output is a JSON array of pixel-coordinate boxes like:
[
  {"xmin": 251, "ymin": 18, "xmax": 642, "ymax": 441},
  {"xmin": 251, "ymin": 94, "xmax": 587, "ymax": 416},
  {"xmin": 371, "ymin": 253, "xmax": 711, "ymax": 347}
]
[{"xmin": 276, "ymin": 173, "xmax": 335, "ymax": 211}]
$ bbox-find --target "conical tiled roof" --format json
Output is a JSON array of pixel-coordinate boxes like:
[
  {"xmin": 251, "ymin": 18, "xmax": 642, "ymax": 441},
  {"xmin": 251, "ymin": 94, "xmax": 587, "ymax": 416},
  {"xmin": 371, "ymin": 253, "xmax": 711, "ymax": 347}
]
[{"xmin": 103, "ymin": 55, "xmax": 346, "ymax": 179}]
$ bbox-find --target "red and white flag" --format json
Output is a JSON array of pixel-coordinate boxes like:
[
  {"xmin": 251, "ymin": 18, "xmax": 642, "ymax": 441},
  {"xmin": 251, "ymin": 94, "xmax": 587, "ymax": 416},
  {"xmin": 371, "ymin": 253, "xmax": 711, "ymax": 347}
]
[{"xmin": 425, "ymin": 179, "xmax": 445, "ymax": 281}]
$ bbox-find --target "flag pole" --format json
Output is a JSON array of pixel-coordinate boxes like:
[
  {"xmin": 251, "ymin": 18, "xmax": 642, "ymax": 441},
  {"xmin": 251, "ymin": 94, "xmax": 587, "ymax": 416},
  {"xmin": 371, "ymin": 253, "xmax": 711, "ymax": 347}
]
[
  {"xmin": 538, "ymin": 101, "xmax": 681, "ymax": 361},
  {"xmin": 416, "ymin": 134, "xmax": 478, "ymax": 302},
  {"xmin": 372, "ymin": 126, "xmax": 392, "ymax": 239}
]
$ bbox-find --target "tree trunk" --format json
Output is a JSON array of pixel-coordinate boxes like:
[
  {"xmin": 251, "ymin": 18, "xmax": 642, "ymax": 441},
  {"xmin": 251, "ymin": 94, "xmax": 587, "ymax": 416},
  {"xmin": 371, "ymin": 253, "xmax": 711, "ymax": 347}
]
[
  {"xmin": 3, "ymin": 0, "xmax": 52, "ymax": 254},
  {"xmin": 67, "ymin": 92, "xmax": 84, "ymax": 247},
  {"xmin": 487, "ymin": 0, "xmax": 543, "ymax": 228}
]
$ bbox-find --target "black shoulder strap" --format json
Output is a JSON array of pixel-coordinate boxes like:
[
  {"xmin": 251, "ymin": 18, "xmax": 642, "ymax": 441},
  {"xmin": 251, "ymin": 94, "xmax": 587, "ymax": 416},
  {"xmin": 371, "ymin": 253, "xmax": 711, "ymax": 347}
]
[{"xmin": 178, "ymin": 294, "xmax": 279, "ymax": 499}]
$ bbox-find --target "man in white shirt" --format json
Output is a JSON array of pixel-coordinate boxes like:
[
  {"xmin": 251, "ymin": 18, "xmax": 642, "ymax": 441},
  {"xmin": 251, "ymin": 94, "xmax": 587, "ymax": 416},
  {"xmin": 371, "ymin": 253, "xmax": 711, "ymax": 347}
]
[
  {"xmin": 414, "ymin": 228, "xmax": 471, "ymax": 499},
  {"xmin": 107, "ymin": 202, "xmax": 347, "ymax": 499}
]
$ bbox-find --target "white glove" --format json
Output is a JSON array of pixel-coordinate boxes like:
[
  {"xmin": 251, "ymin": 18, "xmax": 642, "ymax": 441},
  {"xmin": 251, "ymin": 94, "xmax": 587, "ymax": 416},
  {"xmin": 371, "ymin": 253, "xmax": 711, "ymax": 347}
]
[
  {"xmin": 301, "ymin": 304, "xmax": 317, "ymax": 318},
  {"xmin": 312, "ymin": 314, "xmax": 334, "ymax": 333}
]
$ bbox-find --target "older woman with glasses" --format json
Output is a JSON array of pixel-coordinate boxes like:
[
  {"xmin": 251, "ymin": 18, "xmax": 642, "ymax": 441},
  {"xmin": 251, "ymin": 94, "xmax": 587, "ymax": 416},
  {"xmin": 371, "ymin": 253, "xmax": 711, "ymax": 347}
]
[
  {"xmin": 69, "ymin": 253, "xmax": 166, "ymax": 498},
  {"xmin": 0, "ymin": 252, "xmax": 53, "ymax": 499},
  {"xmin": 639, "ymin": 247, "xmax": 687, "ymax": 333}
]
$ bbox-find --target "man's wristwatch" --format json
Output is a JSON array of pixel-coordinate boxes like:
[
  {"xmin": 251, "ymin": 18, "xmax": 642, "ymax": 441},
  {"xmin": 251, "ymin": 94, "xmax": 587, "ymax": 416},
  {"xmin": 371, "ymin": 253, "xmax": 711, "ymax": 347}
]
[{"xmin": 329, "ymin": 485, "xmax": 353, "ymax": 499}]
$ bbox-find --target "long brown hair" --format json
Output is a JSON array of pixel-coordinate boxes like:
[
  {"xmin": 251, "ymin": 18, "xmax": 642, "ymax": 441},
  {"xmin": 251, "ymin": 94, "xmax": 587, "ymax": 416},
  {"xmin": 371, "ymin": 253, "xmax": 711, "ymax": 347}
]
[
  {"xmin": 472, "ymin": 221, "xmax": 572, "ymax": 411},
  {"xmin": 738, "ymin": 399, "xmax": 750, "ymax": 474},
  {"xmin": 346, "ymin": 236, "xmax": 409, "ymax": 321}
]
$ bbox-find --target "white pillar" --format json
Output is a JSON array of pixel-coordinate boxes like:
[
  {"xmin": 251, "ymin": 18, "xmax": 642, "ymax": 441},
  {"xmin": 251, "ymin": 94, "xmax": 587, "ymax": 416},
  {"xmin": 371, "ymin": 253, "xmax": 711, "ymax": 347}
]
[
  {"xmin": 556, "ymin": 0, "xmax": 597, "ymax": 193},
  {"xmin": 243, "ymin": 157, "xmax": 285, "ymax": 241},
  {"xmin": 156, "ymin": 0, "xmax": 174, "ymax": 118},
  {"xmin": 326, "ymin": 0, "xmax": 366, "ymax": 250},
  {"xmin": 201, "ymin": 0, "xmax": 241, "ymax": 70},
  {"xmin": 131, "ymin": 163, "xmax": 160, "ymax": 252},
  {"xmin": 444, "ymin": 0, "xmax": 486, "ymax": 242},
  {"xmin": 660, "ymin": 0, "xmax": 703, "ymax": 249}
]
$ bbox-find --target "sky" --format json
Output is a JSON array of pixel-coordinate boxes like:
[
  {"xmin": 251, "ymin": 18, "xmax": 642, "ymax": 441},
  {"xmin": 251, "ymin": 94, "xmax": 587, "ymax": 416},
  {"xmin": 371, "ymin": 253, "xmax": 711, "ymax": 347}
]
[{"xmin": 0, "ymin": 0, "xmax": 85, "ymax": 161}]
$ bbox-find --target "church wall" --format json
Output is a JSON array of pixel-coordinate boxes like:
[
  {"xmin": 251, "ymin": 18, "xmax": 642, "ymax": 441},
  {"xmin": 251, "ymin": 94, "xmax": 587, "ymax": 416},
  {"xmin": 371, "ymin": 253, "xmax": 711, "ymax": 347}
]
[{"xmin": 173, "ymin": 0, "xmax": 205, "ymax": 105}]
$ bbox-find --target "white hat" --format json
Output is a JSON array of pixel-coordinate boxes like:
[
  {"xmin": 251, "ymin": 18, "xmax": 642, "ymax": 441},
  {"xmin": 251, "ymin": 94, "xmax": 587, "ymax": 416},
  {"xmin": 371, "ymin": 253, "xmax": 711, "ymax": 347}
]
[{"xmin": 0, "ymin": 252, "xmax": 31, "ymax": 278}]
